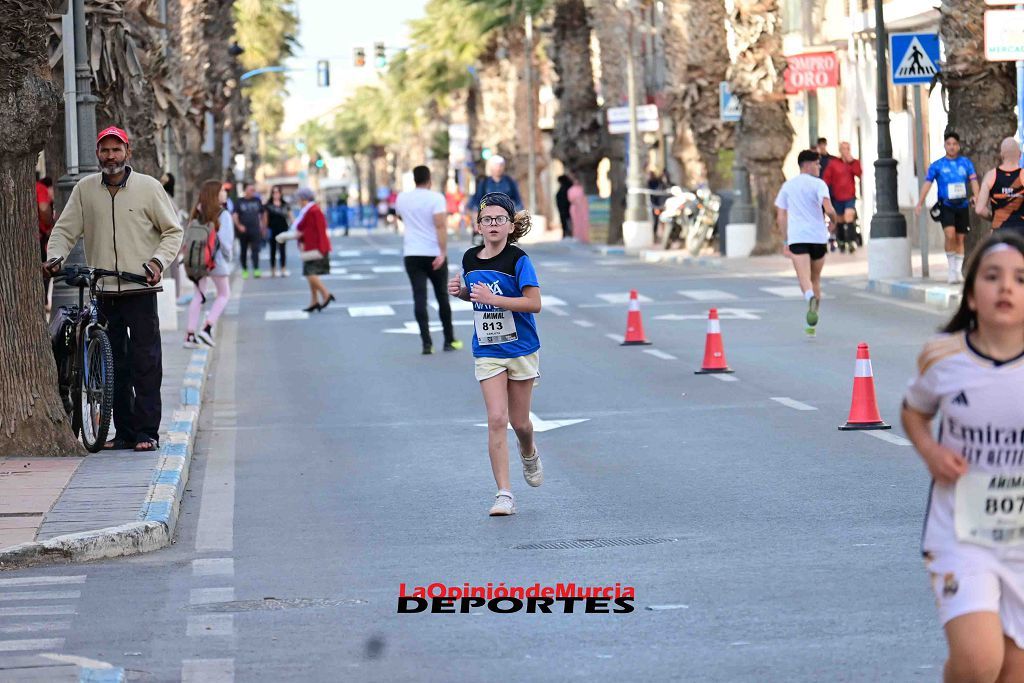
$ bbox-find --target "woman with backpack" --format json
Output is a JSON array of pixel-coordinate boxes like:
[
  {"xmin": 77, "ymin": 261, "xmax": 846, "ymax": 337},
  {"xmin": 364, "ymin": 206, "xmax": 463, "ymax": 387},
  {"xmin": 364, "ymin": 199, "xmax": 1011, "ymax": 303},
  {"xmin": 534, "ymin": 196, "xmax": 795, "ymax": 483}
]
[{"xmin": 184, "ymin": 180, "xmax": 234, "ymax": 348}]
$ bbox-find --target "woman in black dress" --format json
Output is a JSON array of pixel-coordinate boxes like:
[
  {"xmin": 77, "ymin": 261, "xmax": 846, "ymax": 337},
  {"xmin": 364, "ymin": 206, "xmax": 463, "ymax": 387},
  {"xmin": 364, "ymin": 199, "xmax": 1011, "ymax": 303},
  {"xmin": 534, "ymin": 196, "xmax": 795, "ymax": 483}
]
[{"xmin": 264, "ymin": 186, "xmax": 292, "ymax": 277}]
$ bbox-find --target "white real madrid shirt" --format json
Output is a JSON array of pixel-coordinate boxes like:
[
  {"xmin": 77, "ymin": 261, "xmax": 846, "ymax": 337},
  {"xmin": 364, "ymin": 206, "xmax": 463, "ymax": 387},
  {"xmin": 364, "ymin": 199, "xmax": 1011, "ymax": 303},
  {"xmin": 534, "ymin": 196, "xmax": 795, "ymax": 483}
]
[{"xmin": 905, "ymin": 332, "xmax": 1024, "ymax": 555}]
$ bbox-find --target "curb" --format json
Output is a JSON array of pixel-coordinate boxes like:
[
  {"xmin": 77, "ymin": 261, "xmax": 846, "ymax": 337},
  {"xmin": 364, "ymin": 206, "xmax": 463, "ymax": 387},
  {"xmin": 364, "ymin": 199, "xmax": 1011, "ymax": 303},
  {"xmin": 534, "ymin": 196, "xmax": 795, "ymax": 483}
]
[
  {"xmin": 0, "ymin": 347, "xmax": 211, "ymax": 570},
  {"xmin": 866, "ymin": 279, "xmax": 961, "ymax": 310}
]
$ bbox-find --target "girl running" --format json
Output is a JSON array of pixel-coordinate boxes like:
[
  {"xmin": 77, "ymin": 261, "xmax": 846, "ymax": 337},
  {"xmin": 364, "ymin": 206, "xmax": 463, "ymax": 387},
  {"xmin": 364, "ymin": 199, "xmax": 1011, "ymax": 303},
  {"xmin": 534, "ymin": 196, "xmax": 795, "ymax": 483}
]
[
  {"xmin": 902, "ymin": 231, "xmax": 1024, "ymax": 682},
  {"xmin": 447, "ymin": 192, "xmax": 543, "ymax": 516}
]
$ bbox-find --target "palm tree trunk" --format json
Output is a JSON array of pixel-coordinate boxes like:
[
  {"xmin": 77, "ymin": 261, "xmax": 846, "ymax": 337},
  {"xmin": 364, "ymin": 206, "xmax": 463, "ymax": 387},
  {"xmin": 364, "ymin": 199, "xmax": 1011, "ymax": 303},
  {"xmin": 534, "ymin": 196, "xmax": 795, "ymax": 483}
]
[
  {"xmin": 940, "ymin": 0, "xmax": 1018, "ymax": 258},
  {"xmin": 0, "ymin": 0, "xmax": 84, "ymax": 456},
  {"xmin": 724, "ymin": 0, "xmax": 794, "ymax": 253}
]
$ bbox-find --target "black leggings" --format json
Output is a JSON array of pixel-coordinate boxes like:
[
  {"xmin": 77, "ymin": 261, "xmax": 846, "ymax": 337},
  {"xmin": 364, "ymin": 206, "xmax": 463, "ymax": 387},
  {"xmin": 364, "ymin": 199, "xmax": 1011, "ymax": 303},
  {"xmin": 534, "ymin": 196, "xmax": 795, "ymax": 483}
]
[
  {"xmin": 238, "ymin": 232, "xmax": 261, "ymax": 271},
  {"xmin": 269, "ymin": 229, "xmax": 287, "ymax": 268},
  {"xmin": 404, "ymin": 256, "xmax": 454, "ymax": 346}
]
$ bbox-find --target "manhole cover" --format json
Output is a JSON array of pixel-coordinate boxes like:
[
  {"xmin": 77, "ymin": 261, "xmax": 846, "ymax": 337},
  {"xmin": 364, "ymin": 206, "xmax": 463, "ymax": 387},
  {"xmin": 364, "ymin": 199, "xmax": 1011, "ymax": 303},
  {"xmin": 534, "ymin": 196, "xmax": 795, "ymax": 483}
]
[
  {"xmin": 514, "ymin": 537, "xmax": 677, "ymax": 550},
  {"xmin": 192, "ymin": 597, "xmax": 367, "ymax": 612}
]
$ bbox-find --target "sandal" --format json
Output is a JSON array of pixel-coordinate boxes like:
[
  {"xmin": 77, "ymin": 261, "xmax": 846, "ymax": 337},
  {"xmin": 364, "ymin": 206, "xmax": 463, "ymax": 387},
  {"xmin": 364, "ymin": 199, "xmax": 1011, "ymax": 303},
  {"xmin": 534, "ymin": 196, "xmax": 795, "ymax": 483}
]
[
  {"xmin": 103, "ymin": 438, "xmax": 133, "ymax": 450},
  {"xmin": 133, "ymin": 438, "xmax": 159, "ymax": 452}
]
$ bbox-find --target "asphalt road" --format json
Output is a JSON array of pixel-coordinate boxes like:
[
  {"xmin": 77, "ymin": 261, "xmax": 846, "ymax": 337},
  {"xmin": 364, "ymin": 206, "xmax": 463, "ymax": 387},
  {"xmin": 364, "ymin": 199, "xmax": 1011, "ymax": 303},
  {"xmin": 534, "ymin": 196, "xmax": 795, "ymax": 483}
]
[{"xmin": 1, "ymin": 232, "xmax": 950, "ymax": 681}]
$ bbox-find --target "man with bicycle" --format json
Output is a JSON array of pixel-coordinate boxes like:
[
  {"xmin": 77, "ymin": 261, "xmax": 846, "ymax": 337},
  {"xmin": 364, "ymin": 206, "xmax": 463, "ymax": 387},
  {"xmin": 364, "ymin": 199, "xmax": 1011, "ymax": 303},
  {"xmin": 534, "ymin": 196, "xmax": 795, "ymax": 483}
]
[{"xmin": 43, "ymin": 126, "xmax": 182, "ymax": 452}]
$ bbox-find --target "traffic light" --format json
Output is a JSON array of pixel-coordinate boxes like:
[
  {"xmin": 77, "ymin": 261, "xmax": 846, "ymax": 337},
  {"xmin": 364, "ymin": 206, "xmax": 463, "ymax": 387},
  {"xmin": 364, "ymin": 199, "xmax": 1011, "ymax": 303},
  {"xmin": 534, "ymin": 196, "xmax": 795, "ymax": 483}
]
[
  {"xmin": 354, "ymin": 47, "xmax": 366, "ymax": 68},
  {"xmin": 316, "ymin": 60, "xmax": 330, "ymax": 87},
  {"xmin": 374, "ymin": 42, "xmax": 387, "ymax": 69}
]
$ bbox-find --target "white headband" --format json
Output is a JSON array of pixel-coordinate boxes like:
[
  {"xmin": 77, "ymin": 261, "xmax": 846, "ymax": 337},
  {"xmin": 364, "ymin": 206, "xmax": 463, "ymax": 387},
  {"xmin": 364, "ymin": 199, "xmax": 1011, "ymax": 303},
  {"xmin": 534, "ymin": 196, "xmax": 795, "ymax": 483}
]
[{"xmin": 982, "ymin": 242, "xmax": 1016, "ymax": 258}]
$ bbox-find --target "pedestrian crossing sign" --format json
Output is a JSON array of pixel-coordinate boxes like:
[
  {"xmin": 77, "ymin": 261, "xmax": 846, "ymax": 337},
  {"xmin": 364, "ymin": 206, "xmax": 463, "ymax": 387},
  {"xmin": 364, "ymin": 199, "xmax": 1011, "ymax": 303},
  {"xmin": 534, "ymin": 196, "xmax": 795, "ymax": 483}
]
[
  {"xmin": 719, "ymin": 82, "xmax": 742, "ymax": 122},
  {"xmin": 890, "ymin": 33, "xmax": 941, "ymax": 85}
]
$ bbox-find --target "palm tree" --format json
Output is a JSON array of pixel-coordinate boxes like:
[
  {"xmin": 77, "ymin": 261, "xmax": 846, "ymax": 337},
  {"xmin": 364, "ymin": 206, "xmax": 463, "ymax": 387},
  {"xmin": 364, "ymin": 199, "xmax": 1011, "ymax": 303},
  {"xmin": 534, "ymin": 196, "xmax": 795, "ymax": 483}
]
[
  {"xmin": 939, "ymin": 0, "xmax": 1018, "ymax": 256},
  {"xmin": 0, "ymin": 0, "xmax": 84, "ymax": 456},
  {"xmin": 549, "ymin": 0, "xmax": 603, "ymax": 193},
  {"xmin": 724, "ymin": 0, "xmax": 794, "ymax": 253},
  {"xmin": 662, "ymin": 0, "xmax": 733, "ymax": 190}
]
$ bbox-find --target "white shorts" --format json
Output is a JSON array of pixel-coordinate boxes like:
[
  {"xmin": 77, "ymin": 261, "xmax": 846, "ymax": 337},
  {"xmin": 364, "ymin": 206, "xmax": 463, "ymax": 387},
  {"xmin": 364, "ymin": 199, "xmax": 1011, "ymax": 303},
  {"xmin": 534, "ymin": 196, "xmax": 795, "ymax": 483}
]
[
  {"xmin": 926, "ymin": 545, "xmax": 1024, "ymax": 647},
  {"xmin": 474, "ymin": 352, "xmax": 540, "ymax": 382}
]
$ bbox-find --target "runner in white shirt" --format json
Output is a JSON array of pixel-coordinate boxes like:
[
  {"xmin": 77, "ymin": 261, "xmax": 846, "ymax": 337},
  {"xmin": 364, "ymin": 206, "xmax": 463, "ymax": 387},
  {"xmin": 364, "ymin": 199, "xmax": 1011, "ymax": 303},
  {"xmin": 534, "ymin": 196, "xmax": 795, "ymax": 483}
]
[
  {"xmin": 396, "ymin": 165, "xmax": 462, "ymax": 355},
  {"xmin": 902, "ymin": 232, "xmax": 1024, "ymax": 682},
  {"xmin": 774, "ymin": 149, "xmax": 839, "ymax": 336}
]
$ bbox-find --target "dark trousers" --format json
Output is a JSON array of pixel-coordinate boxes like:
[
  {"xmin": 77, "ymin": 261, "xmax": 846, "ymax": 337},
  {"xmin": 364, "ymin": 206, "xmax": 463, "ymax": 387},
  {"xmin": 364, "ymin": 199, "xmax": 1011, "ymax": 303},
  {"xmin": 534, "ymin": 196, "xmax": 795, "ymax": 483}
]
[
  {"xmin": 269, "ymin": 228, "xmax": 287, "ymax": 268},
  {"xmin": 558, "ymin": 208, "xmax": 572, "ymax": 239},
  {"xmin": 404, "ymin": 256, "xmax": 454, "ymax": 347},
  {"xmin": 238, "ymin": 231, "xmax": 261, "ymax": 271},
  {"xmin": 98, "ymin": 293, "xmax": 162, "ymax": 443}
]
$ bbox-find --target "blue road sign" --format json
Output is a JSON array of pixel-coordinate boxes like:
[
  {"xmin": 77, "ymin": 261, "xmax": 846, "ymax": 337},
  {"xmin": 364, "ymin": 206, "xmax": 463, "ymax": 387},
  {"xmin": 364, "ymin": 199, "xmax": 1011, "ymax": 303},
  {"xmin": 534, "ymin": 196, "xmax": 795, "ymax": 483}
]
[
  {"xmin": 719, "ymin": 82, "xmax": 741, "ymax": 122},
  {"xmin": 890, "ymin": 33, "xmax": 941, "ymax": 85}
]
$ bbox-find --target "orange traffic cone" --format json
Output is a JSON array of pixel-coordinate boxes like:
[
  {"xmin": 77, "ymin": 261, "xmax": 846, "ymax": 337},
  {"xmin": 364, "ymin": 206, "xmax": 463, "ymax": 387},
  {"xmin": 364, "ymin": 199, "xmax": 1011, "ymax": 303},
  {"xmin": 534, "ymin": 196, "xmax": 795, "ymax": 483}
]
[
  {"xmin": 839, "ymin": 342, "xmax": 891, "ymax": 431},
  {"xmin": 695, "ymin": 308, "xmax": 734, "ymax": 374},
  {"xmin": 621, "ymin": 289, "xmax": 652, "ymax": 346}
]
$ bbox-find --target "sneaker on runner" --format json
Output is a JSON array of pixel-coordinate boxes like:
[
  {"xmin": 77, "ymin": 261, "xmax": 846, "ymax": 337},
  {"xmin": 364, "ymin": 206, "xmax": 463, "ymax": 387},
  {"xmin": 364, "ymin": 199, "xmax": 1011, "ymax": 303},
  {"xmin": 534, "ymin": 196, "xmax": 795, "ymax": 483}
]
[
  {"xmin": 282, "ymin": 268, "xmax": 290, "ymax": 277},
  {"xmin": 183, "ymin": 333, "xmax": 200, "ymax": 349},
  {"xmin": 806, "ymin": 296, "xmax": 820, "ymax": 327},
  {"xmin": 254, "ymin": 269, "xmax": 263, "ymax": 279},
  {"xmin": 242, "ymin": 270, "xmax": 250, "ymax": 280},
  {"xmin": 196, "ymin": 327, "xmax": 215, "ymax": 347},
  {"xmin": 520, "ymin": 447, "xmax": 543, "ymax": 487},
  {"xmin": 443, "ymin": 340, "xmax": 463, "ymax": 352},
  {"xmin": 805, "ymin": 326, "xmax": 817, "ymax": 337},
  {"xmin": 422, "ymin": 344, "xmax": 433, "ymax": 355},
  {"xmin": 489, "ymin": 490, "xmax": 516, "ymax": 516}
]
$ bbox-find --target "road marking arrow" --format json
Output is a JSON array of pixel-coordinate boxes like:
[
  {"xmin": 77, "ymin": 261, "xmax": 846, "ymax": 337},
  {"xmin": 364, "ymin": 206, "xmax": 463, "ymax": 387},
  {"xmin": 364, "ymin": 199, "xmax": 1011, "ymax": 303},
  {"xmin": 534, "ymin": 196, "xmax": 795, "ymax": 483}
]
[
  {"xmin": 383, "ymin": 321, "xmax": 473, "ymax": 334},
  {"xmin": 476, "ymin": 411, "xmax": 589, "ymax": 433}
]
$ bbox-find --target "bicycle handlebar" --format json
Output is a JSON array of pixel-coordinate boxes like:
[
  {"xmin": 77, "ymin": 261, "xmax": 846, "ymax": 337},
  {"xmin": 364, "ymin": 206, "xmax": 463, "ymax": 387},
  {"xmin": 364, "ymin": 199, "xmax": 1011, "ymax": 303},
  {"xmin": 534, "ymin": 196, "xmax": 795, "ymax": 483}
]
[{"xmin": 56, "ymin": 266, "xmax": 151, "ymax": 287}]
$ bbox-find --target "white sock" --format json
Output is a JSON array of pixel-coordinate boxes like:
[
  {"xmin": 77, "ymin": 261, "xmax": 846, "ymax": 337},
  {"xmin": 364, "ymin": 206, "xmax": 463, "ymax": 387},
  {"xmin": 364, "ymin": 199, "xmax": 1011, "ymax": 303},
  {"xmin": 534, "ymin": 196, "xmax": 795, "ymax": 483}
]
[
  {"xmin": 804, "ymin": 289, "xmax": 814, "ymax": 302},
  {"xmin": 946, "ymin": 253, "xmax": 955, "ymax": 270},
  {"xmin": 956, "ymin": 254, "xmax": 964, "ymax": 274}
]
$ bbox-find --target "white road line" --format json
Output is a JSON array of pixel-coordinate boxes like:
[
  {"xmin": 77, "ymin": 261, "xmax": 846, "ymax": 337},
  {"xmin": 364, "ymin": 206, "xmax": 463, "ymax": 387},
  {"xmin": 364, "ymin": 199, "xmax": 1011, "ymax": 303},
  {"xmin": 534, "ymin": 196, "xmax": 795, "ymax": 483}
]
[
  {"xmin": 677, "ymin": 289, "xmax": 738, "ymax": 301},
  {"xmin": 646, "ymin": 604, "xmax": 689, "ymax": 611},
  {"xmin": 862, "ymin": 430, "xmax": 912, "ymax": 446},
  {"xmin": 596, "ymin": 292, "xmax": 652, "ymax": 304},
  {"xmin": 0, "ymin": 606, "xmax": 76, "ymax": 617},
  {"xmin": 770, "ymin": 397, "xmax": 817, "ymax": 411},
  {"xmin": 605, "ymin": 333, "xmax": 625, "ymax": 343},
  {"xmin": 378, "ymin": 248, "xmax": 401, "ymax": 256},
  {"xmin": 546, "ymin": 306, "xmax": 569, "ymax": 317},
  {"xmin": 759, "ymin": 286, "xmax": 807, "ymax": 298},
  {"xmin": 710, "ymin": 374, "xmax": 739, "ymax": 382},
  {"xmin": 572, "ymin": 320, "xmax": 595, "ymax": 328},
  {"xmin": 0, "ymin": 576, "xmax": 85, "ymax": 588},
  {"xmin": 643, "ymin": 349, "xmax": 677, "ymax": 360},
  {"xmin": 183, "ymin": 658, "xmax": 234, "ymax": 683},
  {"xmin": 371, "ymin": 265, "xmax": 404, "ymax": 273},
  {"xmin": 347, "ymin": 305, "xmax": 395, "ymax": 317},
  {"xmin": 187, "ymin": 614, "xmax": 234, "ymax": 637},
  {"xmin": 0, "ymin": 591, "xmax": 80, "ymax": 602},
  {"xmin": 544, "ymin": 296, "xmax": 568, "ymax": 306},
  {"xmin": 264, "ymin": 310, "xmax": 308, "ymax": 321},
  {"xmin": 190, "ymin": 587, "xmax": 235, "ymax": 605},
  {"xmin": 0, "ymin": 621, "xmax": 71, "ymax": 635},
  {"xmin": 195, "ymin": 321, "xmax": 237, "ymax": 554},
  {"xmin": 335, "ymin": 249, "xmax": 361, "ymax": 257},
  {"xmin": 0, "ymin": 638, "xmax": 64, "ymax": 652},
  {"xmin": 431, "ymin": 300, "xmax": 474, "ymax": 312},
  {"xmin": 192, "ymin": 558, "xmax": 234, "ymax": 577}
]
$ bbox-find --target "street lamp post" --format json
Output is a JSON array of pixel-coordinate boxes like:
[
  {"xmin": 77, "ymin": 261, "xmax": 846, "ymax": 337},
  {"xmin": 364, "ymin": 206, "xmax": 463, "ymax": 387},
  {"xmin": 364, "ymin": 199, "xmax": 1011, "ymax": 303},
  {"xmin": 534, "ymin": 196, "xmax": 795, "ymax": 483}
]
[
  {"xmin": 868, "ymin": 0, "xmax": 911, "ymax": 280},
  {"xmin": 621, "ymin": 2, "xmax": 652, "ymax": 248}
]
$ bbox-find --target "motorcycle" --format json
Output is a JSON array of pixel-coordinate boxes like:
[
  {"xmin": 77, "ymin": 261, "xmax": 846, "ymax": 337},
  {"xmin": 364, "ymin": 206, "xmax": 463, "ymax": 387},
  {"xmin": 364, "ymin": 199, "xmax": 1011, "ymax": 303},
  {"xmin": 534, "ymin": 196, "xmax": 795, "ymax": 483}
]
[{"xmin": 659, "ymin": 186, "xmax": 722, "ymax": 256}]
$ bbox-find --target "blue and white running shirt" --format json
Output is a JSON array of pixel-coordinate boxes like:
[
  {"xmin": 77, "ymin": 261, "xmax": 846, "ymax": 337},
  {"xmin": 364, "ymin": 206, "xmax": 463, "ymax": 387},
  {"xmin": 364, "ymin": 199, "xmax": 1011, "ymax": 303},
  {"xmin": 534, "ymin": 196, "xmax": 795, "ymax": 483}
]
[
  {"xmin": 461, "ymin": 244, "xmax": 540, "ymax": 359},
  {"xmin": 926, "ymin": 156, "xmax": 978, "ymax": 208}
]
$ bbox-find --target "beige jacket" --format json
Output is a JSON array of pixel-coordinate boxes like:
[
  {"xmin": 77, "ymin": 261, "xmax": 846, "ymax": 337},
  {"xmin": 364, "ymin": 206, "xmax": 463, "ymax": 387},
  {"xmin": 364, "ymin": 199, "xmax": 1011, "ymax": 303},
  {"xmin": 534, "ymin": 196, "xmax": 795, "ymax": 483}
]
[{"xmin": 47, "ymin": 168, "xmax": 183, "ymax": 295}]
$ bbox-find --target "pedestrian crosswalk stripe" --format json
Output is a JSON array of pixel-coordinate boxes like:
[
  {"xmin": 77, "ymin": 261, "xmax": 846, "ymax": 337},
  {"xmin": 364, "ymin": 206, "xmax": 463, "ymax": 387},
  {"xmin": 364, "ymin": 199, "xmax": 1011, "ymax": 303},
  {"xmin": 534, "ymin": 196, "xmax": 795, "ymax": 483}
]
[
  {"xmin": 383, "ymin": 321, "xmax": 474, "ymax": 335},
  {"xmin": 325, "ymin": 268, "xmax": 348, "ymax": 275},
  {"xmin": 431, "ymin": 300, "xmax": 474, "ymax": 312},
  {"xmin": 770, "ymin": 397, "xmax": 817, "ymax": 411},
  {"xmin": 759, "ymin": 286, "xmax": 806, "ymax": 298},
  {"xmin": 605, "ymin": 333, "xmax": 625, "ymax": 343},
  {"xmin": 544, "ymin": 295, "xmax": 568, "ymax": 306},
  {"xmin": 711, "ymin": 374, "xmax": 739, "ymax": 382},
  {"xmin": 264, "ymin": 310, "xmax": 309, "ymax": 321},
  {"xmin": 862, "ymin": 431, "xmax": 911, "ymax": 446},
  {"xmin": 0, "ymin": 576, "xmax": 85, "ymax": 588},
  {"xmin": 348, "ymin": 305, "xmax": 395, "ymax": 317},
  {"xmin": 0, "ymin": 620, "xmax": 72, "ymax": 634},
  {"xmin": 371, "ymin": 265, "xmax": 404, "ymax": 273},
  {"xmin": 0, "ymin": 606, "xmax": 76, "ymax": 617},
  {"xmin": 0, "ymin": 637, "xmax": 64, "ymax": 652},
  {"xmin": 572, "ymin": 320, "xmax": 595, "ymax": 328},
  {"xmin": 321, "ymin": 273, "xmax": 376, "ymax": 281},
  {"xmin": 643, "ymin": 349, "xmax": 676, "ymax": 360},
  {"xmin": 677, "ymin": 289, "xmax": 738, "ymax": 301},
  {"xmin": 190, "ymin": 587, "xmax": 235, "ymax": 605},
  {"xmin": 0, "ymin": 591, "xmax": 81, "ymax": 602},
  {"xmin": 378, "ymin": 248, "xmax": 401, "ymax": 256},
  {"xmin": 335, "ymin": 249, "xmax": 361, "ymax": 257},
  {"xmin": 192, "ymin": 558, "xmax": 234, "ymax": 577},
  {"xmin": 596, "ymin": 293, "xmax": 652, "ymax": 304},
  {"xmin": 546, "ymin": 306, "xmax": 569, "ymax": 317}
]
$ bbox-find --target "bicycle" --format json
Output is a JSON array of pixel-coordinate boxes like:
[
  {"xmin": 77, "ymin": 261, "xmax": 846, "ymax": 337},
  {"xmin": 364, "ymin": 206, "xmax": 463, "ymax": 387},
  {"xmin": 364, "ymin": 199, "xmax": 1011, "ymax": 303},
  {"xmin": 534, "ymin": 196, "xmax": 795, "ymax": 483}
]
[{"xmin": 49, "ymin": 266, "xmax": 151, "ymax": 452}]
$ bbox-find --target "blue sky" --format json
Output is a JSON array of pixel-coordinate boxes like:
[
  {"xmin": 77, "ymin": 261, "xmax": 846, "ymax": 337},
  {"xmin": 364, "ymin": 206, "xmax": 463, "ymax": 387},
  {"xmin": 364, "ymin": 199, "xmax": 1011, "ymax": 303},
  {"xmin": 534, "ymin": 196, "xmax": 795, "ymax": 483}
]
[{"xmin": 282, "ymin": 0, "xmax": 428, "ymax": 133}]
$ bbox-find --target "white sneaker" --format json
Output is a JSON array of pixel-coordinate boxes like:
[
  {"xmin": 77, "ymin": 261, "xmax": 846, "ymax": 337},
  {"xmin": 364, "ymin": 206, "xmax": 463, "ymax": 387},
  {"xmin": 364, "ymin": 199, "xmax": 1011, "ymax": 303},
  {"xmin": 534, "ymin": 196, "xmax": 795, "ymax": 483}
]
[
  {"xmin": 196, "ymin": 327, "xmax": 216, "ymax": 347},
  {"xmin": 489, "ymin": 490, "xmax": 516, "ymax": 516},
  {"xmin": 281, "ymin": 268, "xmax": 290, "ymax": 277},
  {"xmin": 520, "ymin": 447, "xmax": 543, "ymax": 487},
  {"xmin": 947, "ymin": 271, "xmax": 957, "ymax": 284},
  {"xmin": 183, "ymin": 333, "xmax": 199, "ymax": 349}
]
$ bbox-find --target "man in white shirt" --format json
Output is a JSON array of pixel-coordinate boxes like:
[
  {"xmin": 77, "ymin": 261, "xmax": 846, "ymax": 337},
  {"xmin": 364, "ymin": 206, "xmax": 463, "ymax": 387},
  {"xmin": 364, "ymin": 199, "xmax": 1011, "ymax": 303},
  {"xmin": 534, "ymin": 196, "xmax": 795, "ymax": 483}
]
[
  {"xmin": 396, "ymin": 165, "xmax": 462, "ymax": 355},
  {"xmin": 775, "ymin": 149, "xmax": 839, "ymax": 334}
]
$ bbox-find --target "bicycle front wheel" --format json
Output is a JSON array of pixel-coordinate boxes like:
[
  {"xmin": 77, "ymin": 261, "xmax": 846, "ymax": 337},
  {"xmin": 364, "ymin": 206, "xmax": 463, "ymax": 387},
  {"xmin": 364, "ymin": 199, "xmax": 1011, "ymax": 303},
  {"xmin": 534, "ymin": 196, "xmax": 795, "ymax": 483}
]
[{"xmin": 76, "ymin": 328, "xmax": 114, "ymax": 453}]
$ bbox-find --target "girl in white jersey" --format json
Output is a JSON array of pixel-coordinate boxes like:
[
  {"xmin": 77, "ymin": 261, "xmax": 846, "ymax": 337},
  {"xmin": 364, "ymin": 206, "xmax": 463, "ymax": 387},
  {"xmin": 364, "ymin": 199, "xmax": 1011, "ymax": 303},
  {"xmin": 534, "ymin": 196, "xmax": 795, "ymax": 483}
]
[{"xmin": 902, "ymin": 232, "xmax": 1024, "ymax": 682}]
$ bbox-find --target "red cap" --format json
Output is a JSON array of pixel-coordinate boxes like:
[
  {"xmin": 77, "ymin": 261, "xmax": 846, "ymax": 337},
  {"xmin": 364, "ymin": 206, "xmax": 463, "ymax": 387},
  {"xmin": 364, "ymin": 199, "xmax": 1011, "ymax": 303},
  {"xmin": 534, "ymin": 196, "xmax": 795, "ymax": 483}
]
[{"xmin": 96, "ymin": 126, "xmax": 129, "ymax": 146}]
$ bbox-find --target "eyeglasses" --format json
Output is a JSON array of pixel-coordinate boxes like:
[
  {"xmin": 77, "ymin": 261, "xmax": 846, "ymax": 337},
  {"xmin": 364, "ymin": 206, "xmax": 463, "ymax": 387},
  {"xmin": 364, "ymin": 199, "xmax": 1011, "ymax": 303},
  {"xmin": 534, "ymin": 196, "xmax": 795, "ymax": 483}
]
[{"xmin": 479, "ymin": 215, "xmax": 510, "ymax": 227}]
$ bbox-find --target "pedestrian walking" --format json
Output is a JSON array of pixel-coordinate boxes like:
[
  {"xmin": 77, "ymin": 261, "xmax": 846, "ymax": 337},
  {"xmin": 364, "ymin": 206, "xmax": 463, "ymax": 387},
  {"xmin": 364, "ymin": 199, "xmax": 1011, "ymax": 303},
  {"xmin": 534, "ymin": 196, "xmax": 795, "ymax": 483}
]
[
  {"xmin": 36, "ymin": 174, "xmax": 54, "ymax": 310},
  {"xmin": 821, "ymin": 142, "xmax": 862, "ymax": 253},
  {"xmin": 915, "ymin": 132, "xmax": 980, "ymax": 283},
  {"xmin": 183, "ymin": 180, "xmax": 233, "ymax": 349},
  {"xmin": 466, "ymin": 155, "xmax": 523, "ymax": 240},
  {"xmin": 976, "ymin": 137, "xmax": 1024, "ymax": 238},
  {"xmin": 43, "ymin": 126, "xmax": 183, "ymax": 452},
  {"xmin": 447, "ymin": 192, "xmax": 543, "ymax": 516},
  {"xmin": 901, "ymin": 231, "xmax": 1024, "ymax": 683},
  {"xmin": 396, "ymin": 165, "xmax": 462, "ymax": 355},
  {"xmin": 264, "ymin": 185, "xmax": 291, "ymax": 277},
  {"xmin": 277, "ymin": 187, "xmax": 335, "ymax": 312},
  {"xmin": 233, "ymin": 182, "xmax": 265, "ymax": 279},
  {"xmin": 647, "ymin": 170, "xmax": 667, "ymax": 242},
  {"xmin": 774, "ymin": 149, "xmax": 839, "ymax": 336},
  {"xmin": 567, "ymin": 176, "xmax": 590, "ymax": 243},
  {"xmin": 555, "ymin": 174, "xmax": 573, "ymax": 239}
]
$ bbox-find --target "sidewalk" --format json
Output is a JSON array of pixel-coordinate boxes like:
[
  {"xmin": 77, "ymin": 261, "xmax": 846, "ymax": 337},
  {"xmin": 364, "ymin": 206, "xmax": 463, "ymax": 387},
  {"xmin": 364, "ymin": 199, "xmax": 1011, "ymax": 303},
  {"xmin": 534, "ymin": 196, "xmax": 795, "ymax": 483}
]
[
  {"xmin": 595, "ymin": 242, "xmax": 964, "ymax": 310},
  {"xmin": 0, "ymin": 299, "xmax": 211, "ymax": 569}
]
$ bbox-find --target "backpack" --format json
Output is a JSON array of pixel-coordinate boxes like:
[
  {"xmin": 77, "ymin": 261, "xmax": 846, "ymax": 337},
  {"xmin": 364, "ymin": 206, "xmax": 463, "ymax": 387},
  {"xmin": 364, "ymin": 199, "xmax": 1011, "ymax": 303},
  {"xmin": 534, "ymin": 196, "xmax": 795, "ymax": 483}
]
[{"xmin": 182, "ymin": 218, "xmax": 219, "ymax": 302}]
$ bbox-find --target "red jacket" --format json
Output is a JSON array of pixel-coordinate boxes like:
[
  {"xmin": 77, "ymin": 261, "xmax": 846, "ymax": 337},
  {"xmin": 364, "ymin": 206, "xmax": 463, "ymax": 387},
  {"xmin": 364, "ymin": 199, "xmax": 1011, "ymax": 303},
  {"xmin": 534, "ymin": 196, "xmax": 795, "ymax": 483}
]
[
  {"xmin": 821, "ymin": 158, "xmax": 862, "ymax": 202},
  {"xmin": 297, "ymin": 203, "xmax": 331, "ymax": 256}
]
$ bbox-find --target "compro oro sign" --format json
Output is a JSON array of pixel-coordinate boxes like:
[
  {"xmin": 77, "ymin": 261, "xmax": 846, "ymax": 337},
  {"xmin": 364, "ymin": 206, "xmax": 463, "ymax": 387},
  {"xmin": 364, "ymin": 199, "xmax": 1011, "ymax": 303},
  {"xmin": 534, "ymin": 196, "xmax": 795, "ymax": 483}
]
[
  {"xmin": 784, "ymin": 51, "xmax": 840, "ymax": 93},
  {"xmin": 985, "ymin": 9, "xmax": 1024, "ymax": 61}
]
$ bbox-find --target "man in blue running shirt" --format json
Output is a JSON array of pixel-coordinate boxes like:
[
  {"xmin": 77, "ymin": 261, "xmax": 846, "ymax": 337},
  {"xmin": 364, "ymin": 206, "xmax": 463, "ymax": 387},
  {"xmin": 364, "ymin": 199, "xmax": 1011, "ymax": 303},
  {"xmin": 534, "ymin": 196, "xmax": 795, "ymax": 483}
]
[{"xmin": 914, "ymin": 132, "xmax": 979, "ymax": 283}]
